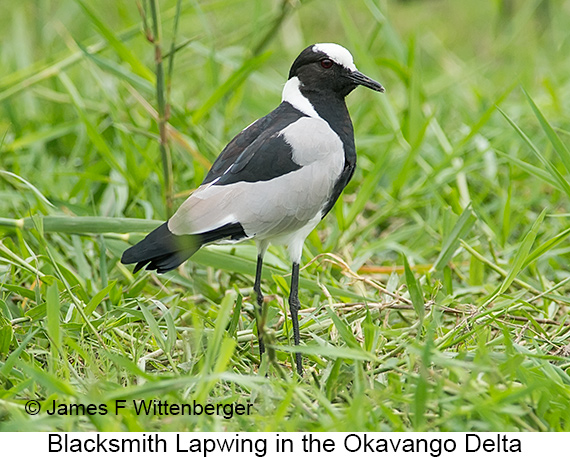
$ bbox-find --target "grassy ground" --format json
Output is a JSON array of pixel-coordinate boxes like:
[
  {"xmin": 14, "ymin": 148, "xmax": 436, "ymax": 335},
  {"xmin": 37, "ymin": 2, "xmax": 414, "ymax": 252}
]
[{"xmin": 1, "ymin": 0, "xmax": 570, "ymax": 432}]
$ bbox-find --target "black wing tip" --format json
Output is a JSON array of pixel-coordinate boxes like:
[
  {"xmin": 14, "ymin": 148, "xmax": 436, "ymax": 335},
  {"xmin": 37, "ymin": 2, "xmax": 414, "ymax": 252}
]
[
  {"xmin": 121, "ymin": 246, "xmax": 138, "ymax": 265},
  {"xmin": 128, "ymin": 259, "xmax": 178, "ymax": 275},
  {"xmin": 126, "ymin": 256, "xmax": 184, "ymax": 275},
  {"xmin": 121, "ymin": 221, "xmax": 248, "ymax": 275},
  {"xmin": 119, "ymin": 222, "xmax": 187, "ymax": 275},
  {"xmin": 132, "ymin": 261, "xmax": 149, "ymax": 274},
  {"xmin": 124, "ymin": 250, "xmax": 191, "ymax": 275}
]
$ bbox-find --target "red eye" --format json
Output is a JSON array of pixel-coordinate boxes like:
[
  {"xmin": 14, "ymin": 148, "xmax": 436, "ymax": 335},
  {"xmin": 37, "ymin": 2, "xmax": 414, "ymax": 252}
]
[{"xmin": 321, "ymin": 59, "xmax": 333, "ymax": 69}]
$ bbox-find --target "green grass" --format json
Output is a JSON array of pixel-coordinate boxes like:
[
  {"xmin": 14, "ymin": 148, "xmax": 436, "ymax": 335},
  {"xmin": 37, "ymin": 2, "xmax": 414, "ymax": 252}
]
[{"xmin": 1, "ymin": 0, "xmax": 570, "ymax": 432}]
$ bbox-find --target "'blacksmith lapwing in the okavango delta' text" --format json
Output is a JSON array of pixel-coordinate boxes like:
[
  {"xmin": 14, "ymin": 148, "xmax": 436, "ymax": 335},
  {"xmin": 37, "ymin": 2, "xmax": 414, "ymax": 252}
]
[{"xmin": 122, "ymin": 43, "xmax": 384, "ymax": 375}]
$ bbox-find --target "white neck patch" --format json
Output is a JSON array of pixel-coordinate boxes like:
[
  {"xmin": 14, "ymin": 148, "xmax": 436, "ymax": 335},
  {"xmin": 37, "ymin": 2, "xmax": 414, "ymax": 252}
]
[
  {"xmin": 312, "ymin": 43, "xmax": 357, "ymax": 72},
  {"xmin": 282, "ymin": 77, "xmax": 320, "ymax": 118}
]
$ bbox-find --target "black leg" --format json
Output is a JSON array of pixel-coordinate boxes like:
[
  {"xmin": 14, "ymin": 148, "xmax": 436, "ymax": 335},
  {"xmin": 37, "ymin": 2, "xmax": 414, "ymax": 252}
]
[
  {"xmin": 253, "ymin": 254, "xmax": 265, "ymax": 357},
  {"xmin": 289, "ymin": 262, "xmax": 303, "ymax": 375}
]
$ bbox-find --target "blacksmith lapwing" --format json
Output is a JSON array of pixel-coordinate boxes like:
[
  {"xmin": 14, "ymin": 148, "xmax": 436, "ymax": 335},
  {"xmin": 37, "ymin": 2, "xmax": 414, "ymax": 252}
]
[{"xmin": 122, "ymin": 43, "xmax": 384, "ymax": 375}]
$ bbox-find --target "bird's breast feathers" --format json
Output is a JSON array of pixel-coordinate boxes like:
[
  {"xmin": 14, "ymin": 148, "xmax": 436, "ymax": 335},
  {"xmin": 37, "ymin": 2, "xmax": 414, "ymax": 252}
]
[{"xmin": 280, "ymin": 117, "xmax": 344, "ymax": 167}]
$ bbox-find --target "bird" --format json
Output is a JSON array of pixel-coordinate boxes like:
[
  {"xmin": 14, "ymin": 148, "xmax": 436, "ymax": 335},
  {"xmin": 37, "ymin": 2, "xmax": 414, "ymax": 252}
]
[{"xmin": 121, "ymin": 43, "xmax": 384, "ymax": 375}]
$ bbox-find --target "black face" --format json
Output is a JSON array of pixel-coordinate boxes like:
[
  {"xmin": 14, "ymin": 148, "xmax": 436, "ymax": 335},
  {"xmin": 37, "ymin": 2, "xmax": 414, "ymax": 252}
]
[{"xmin": 288, "ymin": 45, "xmax": 384, "ymax": 98}]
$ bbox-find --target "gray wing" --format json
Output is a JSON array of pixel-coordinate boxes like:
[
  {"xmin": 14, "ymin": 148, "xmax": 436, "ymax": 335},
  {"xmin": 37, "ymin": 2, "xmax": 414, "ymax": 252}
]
[{"xmin": 169, "ymin": 116, "xmax": 346, "ymax": 241}]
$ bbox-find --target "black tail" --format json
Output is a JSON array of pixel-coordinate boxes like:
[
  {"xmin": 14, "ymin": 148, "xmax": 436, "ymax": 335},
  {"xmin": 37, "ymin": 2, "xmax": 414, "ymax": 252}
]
[{"xmin": 121, "ymin": 222, "xmax": 247, "ymax": 274}]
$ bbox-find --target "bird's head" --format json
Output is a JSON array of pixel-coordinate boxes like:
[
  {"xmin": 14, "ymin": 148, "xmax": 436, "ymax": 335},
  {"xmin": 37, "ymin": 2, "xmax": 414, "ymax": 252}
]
[{"xmin": 288, "ymin": 43, "xmax": 384, "ymax": 98}]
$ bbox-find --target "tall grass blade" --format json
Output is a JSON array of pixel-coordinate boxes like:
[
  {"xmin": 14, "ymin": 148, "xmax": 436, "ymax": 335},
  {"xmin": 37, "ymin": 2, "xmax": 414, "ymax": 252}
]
[
  {"xmin": 522, "ymin": 226, "xmax": 570, "ymax": 269},
  {"xmin": 191, "ymin": 52, "xmax": 272, "ymax": 124},
  {"xmin": 75, "ymin": 0, "xmax": 154, "ymax": 82},
  {"xmin": 499, "ymin": 107, "xmax": 570, "ymax": 199},
  {"xmin": 76, "ymin": 41, "xmax": 155, "ymax": 94},
  {"xmin": 325, "ymin": 307, "xmax": 361, "ymax": 350},
  {"xmin": 0, "ymin": 216, "xmax": 161, "ymax": 234},
  {"xmin": 18, "ymin": 361, "xmax": 76, "ymax": 396},
  {"xmin": 146, "ymin": 0, "xmax": 174, "ymax": 217},
  {"xmin": 432, "ymin": 204, "xmax": 477, "ymax": 271},
  {"xmin": 46, "ymin": 282, "xmax": 61, "ymax": 353},
  {"xmin": 499, "ymin": 208, "xmax": 546, "ymax": 294},
  {"xmin": 403, "ymin": 254, "xmax": 425, "ymax": 323},
  {"xmin": 139, "ymin": 301, "xmax": 167, "ymax": 353},
  {"xmin": 523, "ymin": 88, "xmax": 570, "ymax": 176},
  {"xmin": 0, "ymin": 171, "xmax": 54, "ymax": 208}
]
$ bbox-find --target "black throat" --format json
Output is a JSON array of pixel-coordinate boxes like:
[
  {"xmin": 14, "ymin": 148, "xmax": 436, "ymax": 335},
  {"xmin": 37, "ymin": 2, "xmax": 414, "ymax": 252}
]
[{"xmin": 299, "ymin": 87, "xmax": 358, "ymax": 218}]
